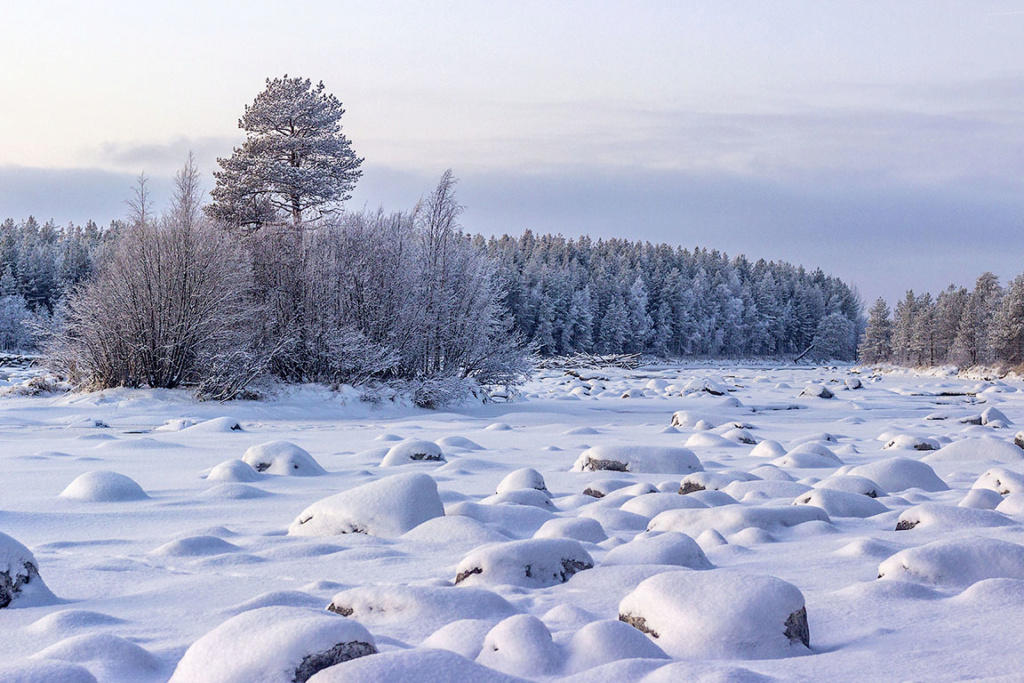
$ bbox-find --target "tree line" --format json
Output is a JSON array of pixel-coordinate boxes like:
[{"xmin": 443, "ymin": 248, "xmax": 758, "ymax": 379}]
[
  {"xmin": 0, "ymin": 75, "xmax": 869, "ymax": 403},
  {"xmin": 858, "ymin": 271, "xmax": 1024, "ymax": 368}
]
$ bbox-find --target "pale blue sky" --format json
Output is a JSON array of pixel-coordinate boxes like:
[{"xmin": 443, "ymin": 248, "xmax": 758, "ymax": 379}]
[{"xmin": 2, "ymin": 1, "xmax": 1023, "ymax": 303}]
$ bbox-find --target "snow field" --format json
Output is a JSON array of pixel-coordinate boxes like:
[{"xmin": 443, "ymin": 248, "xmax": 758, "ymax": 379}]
[{"xmin": 5, "ymin": 366, "xmax": 1024, "ymax": 680}]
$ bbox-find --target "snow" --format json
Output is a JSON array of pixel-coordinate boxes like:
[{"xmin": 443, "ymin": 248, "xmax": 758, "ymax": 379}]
[
  {"xmin": 58, "ymin": 471, "xmax": 149, "ymax": 502},
  {"xmin": 571, "ymin": 444, "xmax": 702, "ymax": 474},
  {"xmin": 617, "ymin": 570, "xmax": 809, "ymax": 659},
  {"xmin": 241, "ymin": 441, "xmax": 327, "ymax": 476},
  {"xmin": 168, "ymin": 606, "xmax": 376, "ymax": 683},
  {"xmin": 380, "ymin": 439, "xmax": 446, "ymax": 466},
  {"xmin": 288, "ymin": 473, "xmax": 444, "ymax": 537},
  {"xmin": 9, "ymin": 365, "xmax": 1024, "ymax": 680}
]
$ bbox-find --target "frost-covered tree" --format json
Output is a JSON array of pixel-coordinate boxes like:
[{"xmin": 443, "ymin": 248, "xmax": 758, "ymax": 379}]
[
  {"xmin": 952, "ymin": 272, "xmax": 1002, "ymax": 366},
  {"xmin": 858, "ymin": 297, "xmax": 892, "ymax": 364},
  {"xmin": 207, "ymin": 76, "xmax": 362, "ymax": 229},
  {"xmin": 811, "ymin": 312, "xmax": 855, "ymax": 361},
  {"xmin": 992, "ymin": 274, "xmax": 1024, "ymax": 365}
]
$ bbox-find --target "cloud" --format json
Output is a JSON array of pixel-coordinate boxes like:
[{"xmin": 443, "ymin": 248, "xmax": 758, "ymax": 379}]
[{"xmin": 87, "ymin": 136, "xmax": 239, "ymax": 176}]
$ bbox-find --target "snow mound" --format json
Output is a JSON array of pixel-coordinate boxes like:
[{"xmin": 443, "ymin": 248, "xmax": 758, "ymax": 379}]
[
  {"xmin": 564, "ymin": 619, "xmax": 669, "ymax": 674},
  {"xmin": 495, "ymin": 468, "xmax": 550, "ymax": 497},
  {"xmin": 1, "ymin": 531, "xmax": 54, "ymax": 608},
  {"xmin": 792, "ymin": 488, "xmax": 888, "ymax": 518},
  {"xmin": 446, "ymin": 501, "xmax": 554, "ymax": 537},
  {"xmin": 619, "ymin": 492, "xmax": 708, "ymax": 518},
  {"xmin": 603, "ymin": 531, "xmax": 713, "ymax": 569},
  {"xmin": 648, "ymin": 505, "xmax": 830, "ymax": 537},
  {"xmin": 242, "ymin": 441, "xmax": 326, "ymax": 476},
  {"xmin": 455, "ymin": 538, "xmax": 594, "ymax": 588},
  {"xmin": 289, "ymin": 473, "xmax": 444, "ymax": 537},
  {"xmin": 169, "ymin": 606, "xmax": 376, "ymax": 683},
  {"xmin": 481, "ymin": 489, "xmax": 556, "ymax": 510},
  {"xmin": 799, "ymin": 384, "xmax": 834, "ymax": 399},
  {"xmin": 25, "ymin": 609, "xmax": 125, "ymax": 636},
  {"xmin": 750, "ymin": 440, "xmax": 787, "ymax": 458},
  {"xmin": 534, "ymin": 517, "xmax": 607, "ymax": 543},
  {"xmin": 572, "ymin": 445, "xmax": 702, "ymax": 474},
  {"xmin": 847, "ymin": 457, "xmax": 948, "ymax": 492},
  {"xmin": 883, "ymin": 433, "xmax": 940, "ymax": 451},
  {"xmin": 476, "ymin": 614, "xmax": 560, "ymax": 677},
  {"xmin": 680, "ymin": 378, "xmax": 729, "ymax": 396},
  {"xmin": 959, "ymin": 487, "xmax": 1004, "ymax": 510},
  {"xmin": 205, "ymin": 459, "xmax": 260, "ymax": 482},
  {"xmin": 59, "ymin": 471, "xmax": 149, "ymax": 502},
  {"xmin": 202, "ymin": 483, "xmax": 272, "ymax": 500},
  {"xmin": 972, "ymin": 467, "xmax": 1024, "ymax": 495},
  {"xmin": 922, "ymin": 438, "xmax": 1024, "ymax": 464},
  {"xmin": 436, "ymin": 436, "xmax": 484, "ymax": 451},
  {"xmin": 381, "ymin": 440, "xmax": 446, "ymax": 466},
  {"xmin": 154, "ymin": 418, "xmax": 200, "ymax": 432},
  {"xmin": 306, "ymin": 648, "xmax": 519, "ymax": 683},
  {"xmin": 771, "ymin": 442, "xmax": 843, "ymax": 469},
  {"xmin": 684, "ymin": 432, "xmax": 739, "ymax": 449},
  {"xmin": 982, "ymin": 406, "xmax": 1011, "ymax": 426},
  {"xmin": 813, "ymin": 475, "xmax": 887, "ymax": 498},
  {"xmin": 151, "ymin": 535, "xmax": 241, "ymax": 557},
  {"xmin": 327, "ymin": 584, "xmax": 516, "ymax": 637},
  {"xmin": 679, "ymin": 471, "xmax": 755, "ymax": 494},
  {"xmin": 485, "ymin": 423, "xmax": 512, "ymax": 431},
  {"xmin": 618, "ymin": 570, "xmax": 810, "ymax": 659},
  {"xmin": 0, "ymin": 661, "xmax": 97, "ymax": 682},
  {"xmin": 878, "ymin": 537, "xmax": 1024, "ymax": 588},
  {"xmin": 33, "ymin": 633, "xmax": 160, "ymax": 681},
  {"xmin": 894, "ymin": 503, "xmax": 1014, "ymax": 531},
  {"xmin": 719, "ymin": 427, "xmax": 757, "ymax": 445},
  {"xmin": 721, "ymin": 480, "xmax": 811, "ymax": 501},
  {"xmin": 401, "ymin": 516, "xmax": 510, "ymax": 546},
  {"xmin": 183, "ymin": 417, "xmax": 244, "ymax": 433},
  {"xmin": 995, "ymin": 492, "xmax": 1024, "ymax": 515}
]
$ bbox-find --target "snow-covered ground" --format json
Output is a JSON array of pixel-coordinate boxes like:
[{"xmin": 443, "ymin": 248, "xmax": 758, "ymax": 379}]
[{"xmin": 3, "ymin": 364, "xmax": 1024, "ymax": 681}]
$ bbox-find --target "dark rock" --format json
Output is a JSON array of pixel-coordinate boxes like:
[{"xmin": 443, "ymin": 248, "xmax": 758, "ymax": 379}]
[
  {"xmin": 293, "ymin": 641, "xmax": 376, "ymax": 682},
  {"xmin": 784, "ymin": 607, "xmax": 810, "ymax": 647},
  {"xmin": 895, "ymin": 519, "xmax": 919, "ymax": 531}
]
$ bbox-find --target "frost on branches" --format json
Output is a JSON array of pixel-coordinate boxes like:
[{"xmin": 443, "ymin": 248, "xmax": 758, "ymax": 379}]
[{"xmin": 206, "ymin": 76, "xmax": 363, "ymax": 229}]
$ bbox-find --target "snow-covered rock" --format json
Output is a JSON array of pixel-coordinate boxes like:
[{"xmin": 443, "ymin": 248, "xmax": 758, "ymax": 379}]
[
  {"xmin": 534, "ymin": 517, "xmax": 607, "ymax": 543},
  {"xmin": 242, "ymin": 441, "xmax": 326, "ymax": 476},
  {"xmin": 168, "ymin": 607, "xmax": 376, "ymax": 683},
  {"xmin": 289, "ymin": 473, "xmax": 444, "ymax": 537},
  {"xmin": 1, "ymin": 531, "xmax": 53, "ymax": 609},
  {"xmin": 771, "ymin": 442, "xmax": 843, "ymax": 469},
  {"xmin": 205, "ymin": 459, "xmax": 260, "ymax": 483},
  {"xmin": 59, "ymin": 471, "xmax": 148, "ymax": 502},
  {"xmin": 894, "ymin": 503, "xmax": 1014, "ymax": 531},
  {"xmin": 563, "ymin": 619, "xmax": 669, "ymax": 674},
  {"xmin": 603, "ymin": 531, "xmax": 713, "ymax": 569},
  {"xmin": 878, "ymin": 537, "xmax": 1024, "ymax": 588},
  {"xmin": 922, "ymin": 438, "xmax": 1024, "ymax": 465},
  {"xmin": 749, "ymin": 439, "xmax": 787, "ymax": 458},
  {"xmin": 495, "ymin": 468, "xmax": 550, "ymax": 497},
  {"xmin": 454, "ymin": 538, "xmax": 594, "ymax": 588},
  {"xmin": 972, "ymin": 467, "xmax": 1024, "ymax": 495},
  {"xmin": 572, "ymin": 445, "xmax": 702, "ymax": 474},
  {"xmin": 883, "ymin": 434, "xmax": 940, "ymax": 451},
  {"xmin": 380, "ymin": 439, "xmax": 446, "ymax": 466},
  {"xmin": 618, "ymin": 570, "xmax": 810, "ymax": 658},
  {"xmin": 799, "ymin": 384, "xmax": 834, "ymax": 399},
  {"xmin": 619, "ymin": 492, "xmax": 707, "ymax": 518},
  {"xmin": 648, "ymin": 505, "xmax": 829, "ymax": 537},
  {"xmin": 307, "ymin": 648, "xmax": 519, "ymax": 683},
  {"xmin": 847, "ymin": 457, "xmax": 949, "ymax": 492},
  {"xmin": 326, "ymin": 584, "xmax": 516, "ymax": 637},
  {"xmin": 813, "ymin": 475, "xmax": 887, "ymax": 498},
  {"xmin": 792, "ymin": 488, "xmax": 888, "ymax": 518},
  {"xmin": 436, "ymin": 436, "xmax": 484, "ymax": 451},
  {"xmin": 476, "ymin": 614, "xmax": 560, "ymax": 678}
]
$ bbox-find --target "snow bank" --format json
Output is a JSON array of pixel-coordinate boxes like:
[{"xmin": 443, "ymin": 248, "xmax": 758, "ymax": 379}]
[
  {"xmin": 242, "ymin": 441, "xmax": 326, "ymax": 476},
  {"xmin": 169, "ymin": 606, "xmax": 376, "ymax": 683},
  {"xmin": 572, "ymin": 445, "xmax": 702, "ymax": 474},
  {"xmin": 878, "ymin": 537, "xmax": 1024, "ymax": 588},
  {"xmin": 454, "ymin": 538, "xmax": 594, "ymax": 588},
  {"xmin": 289, "ymin": 473, "xmax": 444, "ymax": 537},
  {"xmin": 1, "ymin": 531, "xmax": 53, "ymax": 608},
  {"xmin": 59, "ymin": 471, "xmax": 148, "ymax": 502},
  {"xmin": 847, "ymin": 457, "xmax": 948, "ymax": 492},
  {"xmin": 381, "ymin": 440, "xmax": 446, "ymax": 466},
  {"xmin": 603, "ymin": 531, "xmax": 713, "ymax": 569},
  {"xmin": 618, "ymin": 570, "xmax": 810, "ymax": 659}
]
